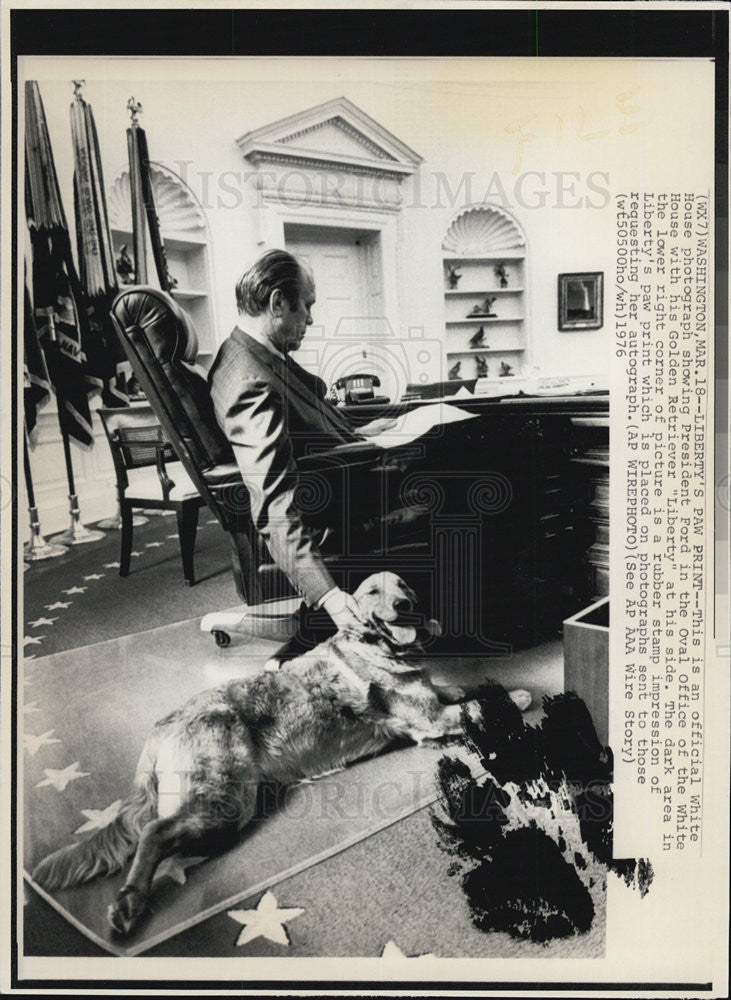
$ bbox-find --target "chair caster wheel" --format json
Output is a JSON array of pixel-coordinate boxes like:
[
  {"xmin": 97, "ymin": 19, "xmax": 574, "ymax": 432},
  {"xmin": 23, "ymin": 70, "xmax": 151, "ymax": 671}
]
[{"xmin": 213, "ymin": 630, "xmax": 231, "ymax": 648}]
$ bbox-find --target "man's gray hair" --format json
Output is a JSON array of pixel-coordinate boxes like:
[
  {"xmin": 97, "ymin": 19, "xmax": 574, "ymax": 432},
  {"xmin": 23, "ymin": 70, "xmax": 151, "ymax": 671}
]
[{"xmin": 235, "ymin": 249, "xmax": 311, "ymax": 316}]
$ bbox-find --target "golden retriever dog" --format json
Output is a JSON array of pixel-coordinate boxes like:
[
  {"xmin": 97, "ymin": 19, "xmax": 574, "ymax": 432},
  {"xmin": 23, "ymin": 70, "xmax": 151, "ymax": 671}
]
[{"xmin": 32, "ymin": 571, "xmax": 528, "ymax": 936}]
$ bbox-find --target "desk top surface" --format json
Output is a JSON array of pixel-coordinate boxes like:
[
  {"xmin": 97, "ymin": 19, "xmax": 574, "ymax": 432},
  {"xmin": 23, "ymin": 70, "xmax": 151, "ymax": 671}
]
[{"xmin": 343, "ymin": 390, "xmax": 610, "ymax": 423}]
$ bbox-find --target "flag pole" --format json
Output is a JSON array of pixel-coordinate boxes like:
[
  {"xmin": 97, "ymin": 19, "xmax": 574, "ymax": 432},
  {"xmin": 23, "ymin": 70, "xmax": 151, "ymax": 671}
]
[
  {"xmin": 126, "ymin": 96, "xmax": 176, "ymax": 292},
  {"xmin": 69, "ymin": 81, "xmax": 145, "ymax": 531},
  {"xmin": 25, "ymin": 80, "xmax": 104, "ymax": 546},
  {"xmin": 126, "ymin": 97, "xmax": 148, "ymax": 285},
  {"xmin": 46, "ymin": 320, "xmax": 105, "ymax": 546},
  {"xmin": 23, "ymin": 428, "xmax": 68, "ymax": 560}
]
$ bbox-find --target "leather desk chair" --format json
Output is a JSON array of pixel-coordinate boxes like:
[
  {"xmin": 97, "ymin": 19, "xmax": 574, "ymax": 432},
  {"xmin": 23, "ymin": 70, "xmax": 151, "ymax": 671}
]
[{"xmin": 108, "ymin": 286, "xmax": 398, "ymax": 647}]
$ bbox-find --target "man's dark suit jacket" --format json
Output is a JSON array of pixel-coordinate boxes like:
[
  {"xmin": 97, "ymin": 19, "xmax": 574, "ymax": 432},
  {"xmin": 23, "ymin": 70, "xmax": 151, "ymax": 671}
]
[{"xmin": 208, "ymin": 326, "xmax": 363, "ymax": 606}]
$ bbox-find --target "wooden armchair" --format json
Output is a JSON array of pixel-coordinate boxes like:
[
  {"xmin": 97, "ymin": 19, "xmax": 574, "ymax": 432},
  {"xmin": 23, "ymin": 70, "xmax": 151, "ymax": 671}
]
[{"xmin": 98, "ymin": 405, "xmax": 205, "ymax": 586}]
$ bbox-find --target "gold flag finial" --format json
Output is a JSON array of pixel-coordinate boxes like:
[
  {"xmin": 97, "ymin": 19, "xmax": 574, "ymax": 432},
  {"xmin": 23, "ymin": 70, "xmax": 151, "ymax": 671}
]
[
  {"xmin": 127, "ymin": 97, "xmax": 143, "ymax": 125},
  {"xmin": 72, "ymin": 79, "xmax": 86, "ymax": 100}
]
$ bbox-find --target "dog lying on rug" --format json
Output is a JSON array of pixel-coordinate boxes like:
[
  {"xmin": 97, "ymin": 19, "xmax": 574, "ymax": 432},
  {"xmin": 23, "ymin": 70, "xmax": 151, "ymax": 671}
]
[{"xmin": 32, "ymin": 571, "xmax": 530, "ymax": 936}]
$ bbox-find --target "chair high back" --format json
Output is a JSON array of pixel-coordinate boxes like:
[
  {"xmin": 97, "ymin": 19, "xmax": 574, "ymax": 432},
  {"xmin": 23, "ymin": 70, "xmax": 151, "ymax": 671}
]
[{"xmin": 109, "ymin": 286, "xmax": 261, "ymax": 602}]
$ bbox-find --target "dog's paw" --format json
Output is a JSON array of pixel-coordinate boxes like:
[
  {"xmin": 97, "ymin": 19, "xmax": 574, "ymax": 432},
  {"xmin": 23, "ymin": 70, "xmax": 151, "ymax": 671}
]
[
  {"xmin": 436, "ymin": 684, "xmax": 467, "ymax": 704},
  {"xmin": 107, "ymin": 885, "xmax": 147, "ymax": 937},
  {"xmin": 420, "ymin": 732, "xmax": 463, "ymax": 748},
  {"xmin": 508, "ymin": 688, "xmax": 532, "ymax": 711}
]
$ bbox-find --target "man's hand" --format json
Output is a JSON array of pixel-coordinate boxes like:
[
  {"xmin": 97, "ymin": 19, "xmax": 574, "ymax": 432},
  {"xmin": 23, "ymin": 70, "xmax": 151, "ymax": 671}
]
[
  {"xmin": 358, "ymin": 416, "xmax": 398, "ymax": 438},
  {"xmin": 320, "ymin": 587, "xmax": 367, "ymax": 630}
]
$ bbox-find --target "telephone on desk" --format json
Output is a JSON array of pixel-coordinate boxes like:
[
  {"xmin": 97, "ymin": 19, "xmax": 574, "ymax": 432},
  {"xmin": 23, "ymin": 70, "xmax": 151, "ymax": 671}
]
[{"xmin": 329, "ymin": 372, "xmax": 390, "ymax": 407}]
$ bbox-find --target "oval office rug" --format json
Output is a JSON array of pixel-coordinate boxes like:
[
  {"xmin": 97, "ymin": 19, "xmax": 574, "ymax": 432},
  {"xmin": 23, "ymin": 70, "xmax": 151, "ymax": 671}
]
[{"xmin": 22, "ymin": 612, "xmax": 606, "ymax": 959}]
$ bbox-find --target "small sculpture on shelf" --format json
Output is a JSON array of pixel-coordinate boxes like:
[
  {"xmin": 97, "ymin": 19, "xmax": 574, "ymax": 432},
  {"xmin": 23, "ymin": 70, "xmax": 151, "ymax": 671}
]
[
  {"xmin": 469, "ymin": 325, "xmax": 488, "ymax": 349},
  {"xmin": 499, "ymin": 361, "xmax": 514, "ymax": 377},
  {"xmin": 448, "ymin": 360, "xmax": 462, "ymax": 381},
  {"xmin": 495, "ymin": 263, "xmax": 509, "ymax": 288},
  {"xmin": 446, "ymin": 265, "xmax": 462, "ymax": 289},
  {"xmin": 475, "ymin": 355, "xmax": 489, "ymax": 378},
  {"xmin": 115, "ymin": 245, "xmax": 135, "ymax": 284},
  {"xmin": 467, "ymin": 296, "xmax": 497, "ymax": 318}
]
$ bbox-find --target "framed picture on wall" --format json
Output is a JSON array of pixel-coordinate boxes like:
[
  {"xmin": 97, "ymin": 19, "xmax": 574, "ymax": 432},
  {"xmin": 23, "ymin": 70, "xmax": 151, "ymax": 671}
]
[{"xmin": 558, "ymin": 271, "xmax": 604, "ymax": 330}]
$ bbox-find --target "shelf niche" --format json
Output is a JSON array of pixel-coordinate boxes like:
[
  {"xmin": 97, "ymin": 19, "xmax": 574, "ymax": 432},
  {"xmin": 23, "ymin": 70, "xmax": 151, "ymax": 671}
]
[
  {"xmin": 107, "ymin": 162, "xmax": 215, "ymax": 361},
  {"xmin": 442, "ymin": 205, "xmax": 528, "ymax": 384}
]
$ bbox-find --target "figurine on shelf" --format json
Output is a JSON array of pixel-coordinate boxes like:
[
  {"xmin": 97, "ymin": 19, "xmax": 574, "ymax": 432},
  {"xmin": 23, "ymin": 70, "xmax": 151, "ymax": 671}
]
[
  {"xmin": 495, "ymin": 263, "xmax": 509, "ymax": 288},
  {"xmin": 469, "ymin": 325, "xmax": 488, "ymax": 349},
  {"xmin": 499, "ymin": 361, "xmax": 515, "ymax": 377},
  {"xmin": 167, "ymin": 272, "xmax": 179, "ymax": 290},
  {"xmin": 475, "ymin": 355, "xmax": 489, "ymax": 378},
  {"xmin": 448, "ymin": 360, "xmax": 462, "ymax": 381},
  {"xmin": 115, "ymin": 245, "xmax": 135, "ymax": 284},
  {"xmin": 466, "ymin": 296, "xmax": 497, "ymax": 318},
  {"xmin": 446, "ymin": 265, "xmax": 462, "ymax": 289}
]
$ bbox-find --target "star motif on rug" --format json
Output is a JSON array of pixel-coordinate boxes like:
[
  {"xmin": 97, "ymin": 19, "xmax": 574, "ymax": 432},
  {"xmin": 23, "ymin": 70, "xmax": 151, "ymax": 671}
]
[
  {"xmin": 24, "ymin": 730, "xmax": 61, "ymax": 756},
  {"xmin": 228, "ymin": 891, "xmax": 304, "ymax": 947},
  {"xmin": 83, "ymin": 573, "xmax": 104, "ymax": 581},
  {"xmin": 103, "ymin": 562, "xmax": 120, "ymax": 569},
  {"xmin": 36, "ymin": 762, "xmax": 90, "ymax": 791},
  {"xmin": 153, "ymin": 854, "xmax": 209, "ymax": 886},
  {"xmin": 62, "ymin": 586, "xmax": 87, "ymax": 595},
  {"xmin": 23, "ymin": 701, "xmax": 41, "ymax": 714},
  {"xmin": 45, "ymin": 601, "xmax": 71, "ymax": 610},
  {"xmin": 380, "ymin": 941, "xmax": 436, "ymax": 960},
  {"xmin": 145, "ymin": 541, "xmax": 164, "ymax": 548},
  {"xmin": 28, "ymin": 617, "xmax": 57, "ymax": 628},
  {"xmin": 23, "ymin": 635, "xmax": 44, "ymax": 646},
  {"xmin": 74, "ymin": 800, "xmax": 122, "ymax": 834}
]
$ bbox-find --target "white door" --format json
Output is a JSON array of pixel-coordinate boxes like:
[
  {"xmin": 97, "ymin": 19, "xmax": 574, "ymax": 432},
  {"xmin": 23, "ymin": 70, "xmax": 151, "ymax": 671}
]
[{"xmin": 284, "ymin": 225, "xmax": 385, "ymax": 395}]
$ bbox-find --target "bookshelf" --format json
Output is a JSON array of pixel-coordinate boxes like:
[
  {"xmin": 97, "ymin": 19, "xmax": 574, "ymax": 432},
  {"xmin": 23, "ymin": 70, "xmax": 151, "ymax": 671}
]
[
  {"xmin": 107, "ymin": 163, "xmax": 215, "ymax": 362},
  {"xmin": 441, "ymin": 207, "xmax": 528, "ymax": 387}
]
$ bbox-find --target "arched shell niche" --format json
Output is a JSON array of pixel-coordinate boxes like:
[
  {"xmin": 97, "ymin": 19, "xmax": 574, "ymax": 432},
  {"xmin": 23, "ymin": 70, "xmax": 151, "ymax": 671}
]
[
  {"xmin": 441, "ymin": 205, "xmax": 528, "ymax": 385},
  {"xmin": 108, "ymin": 162, "xmax": 215, "ymax": 358}
]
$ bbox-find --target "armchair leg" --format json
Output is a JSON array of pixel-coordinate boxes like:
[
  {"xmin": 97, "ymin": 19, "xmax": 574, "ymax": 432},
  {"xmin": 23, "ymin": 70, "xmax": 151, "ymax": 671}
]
[
  {"xmin": 119, "ymin": 502, "xmax": 133, "ymax": 577},
  {"xmin": 176, "ymin": 502, "xmax": 200, "ymax": 586}
]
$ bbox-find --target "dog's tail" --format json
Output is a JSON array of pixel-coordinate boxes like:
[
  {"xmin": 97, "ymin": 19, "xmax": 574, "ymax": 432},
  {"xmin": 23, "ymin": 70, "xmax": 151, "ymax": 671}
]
[{"xmin": 31, "ymin": 745, "xmax": 158, "ymax": 892}]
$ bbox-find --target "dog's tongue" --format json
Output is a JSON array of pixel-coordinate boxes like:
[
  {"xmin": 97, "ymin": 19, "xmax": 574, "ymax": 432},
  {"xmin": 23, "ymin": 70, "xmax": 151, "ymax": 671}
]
[{"xmin": 387, "ymin": 623, "xmax": 418, "ymax": 646}]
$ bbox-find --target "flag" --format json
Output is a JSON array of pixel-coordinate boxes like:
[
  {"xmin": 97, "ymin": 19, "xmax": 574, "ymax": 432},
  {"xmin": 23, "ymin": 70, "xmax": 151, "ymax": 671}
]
[
  {"xmin": 126, "ymin": 98, "xmax": 176, "ymax": 292},
  {"xmin": 24, "ymin": 284, "xmax": 51, "ymax": 446},
  {"xmin": 25, "ymin": 80, "xmax": 99, "ymax": 447},
  {"xmin": 70, "ymin": 83, "xmax": 129, "ymax": 406}
]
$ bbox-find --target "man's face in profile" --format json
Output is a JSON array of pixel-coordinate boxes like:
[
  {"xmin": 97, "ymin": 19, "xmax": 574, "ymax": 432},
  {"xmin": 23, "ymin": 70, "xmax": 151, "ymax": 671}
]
[{"xmin": 280, "ymin": 273, "xmax": 316, "ymax": 354}]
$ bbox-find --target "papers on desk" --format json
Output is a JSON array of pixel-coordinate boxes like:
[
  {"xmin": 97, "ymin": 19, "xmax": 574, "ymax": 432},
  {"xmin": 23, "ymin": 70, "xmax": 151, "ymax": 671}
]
[
  {"xmin": 453, "ymin": 385, "xmax": 475, "ymax": 399},
  {"xmin": 367, "ymin": 402, "xmax": 478, "ymax": 449}
]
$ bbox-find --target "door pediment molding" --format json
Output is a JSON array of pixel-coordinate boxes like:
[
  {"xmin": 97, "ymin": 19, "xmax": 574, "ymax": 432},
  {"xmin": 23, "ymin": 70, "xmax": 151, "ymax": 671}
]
[
  {"xmin": 238, "ymin": 97, "xmax": 422, "ymax": 211},
  {"xmin": 237, "ymin": 96, "xmax": 422, "ymax": 171}
]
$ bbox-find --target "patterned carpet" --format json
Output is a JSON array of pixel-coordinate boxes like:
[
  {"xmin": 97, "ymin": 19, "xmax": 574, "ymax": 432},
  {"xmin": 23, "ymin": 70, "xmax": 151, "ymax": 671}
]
[
  {"xmin": 23, "ymin": 512, "xmax": 241, "ymax": 658},
  {"xmin": 22, "ymin": 512, "xmax": 609, "ymax": 962}
]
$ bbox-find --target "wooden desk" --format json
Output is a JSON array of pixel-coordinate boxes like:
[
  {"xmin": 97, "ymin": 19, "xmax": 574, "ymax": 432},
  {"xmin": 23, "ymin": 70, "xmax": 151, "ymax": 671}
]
[{"xmin": 341, "ymin": 392, "xmax": 609, "ymax": 646}]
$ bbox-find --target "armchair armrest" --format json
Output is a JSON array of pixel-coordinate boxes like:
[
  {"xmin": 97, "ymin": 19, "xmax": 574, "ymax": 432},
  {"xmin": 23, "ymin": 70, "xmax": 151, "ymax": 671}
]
[{"xmin": 154, "ymin": 440, "xmax": 176, "ymax": 500}]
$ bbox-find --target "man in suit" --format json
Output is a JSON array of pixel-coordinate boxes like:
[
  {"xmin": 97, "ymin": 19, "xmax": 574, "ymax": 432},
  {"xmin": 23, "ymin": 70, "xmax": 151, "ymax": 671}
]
[{"xmin": 209, "ymin": 249, "xmax": 397, "ymax": 631}]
